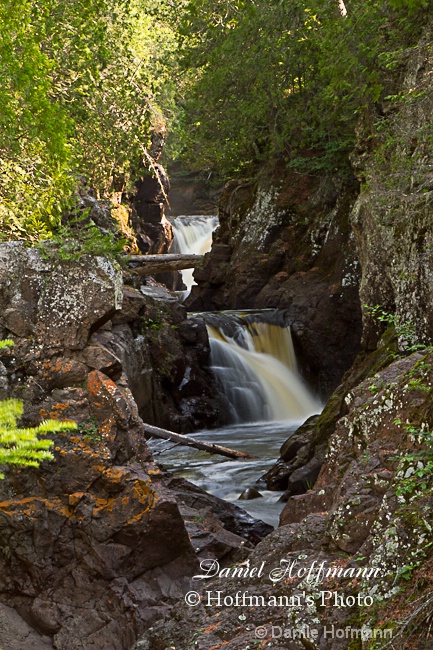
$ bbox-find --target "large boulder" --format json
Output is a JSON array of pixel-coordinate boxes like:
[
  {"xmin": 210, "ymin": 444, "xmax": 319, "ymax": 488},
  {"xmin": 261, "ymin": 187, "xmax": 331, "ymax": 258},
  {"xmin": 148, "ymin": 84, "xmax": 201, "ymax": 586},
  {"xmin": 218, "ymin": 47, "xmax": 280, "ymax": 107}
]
[{"xmin": 0, "ymin": 243, "xmax": 122, "ymax": 349}]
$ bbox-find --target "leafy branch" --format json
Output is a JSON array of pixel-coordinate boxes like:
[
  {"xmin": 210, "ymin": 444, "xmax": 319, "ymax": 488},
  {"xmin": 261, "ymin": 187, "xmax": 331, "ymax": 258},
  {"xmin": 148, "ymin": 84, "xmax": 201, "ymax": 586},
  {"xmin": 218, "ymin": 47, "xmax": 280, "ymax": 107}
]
[{"xmin": 0, "ymin": 339, "xmax": 77, "ymax": 478}]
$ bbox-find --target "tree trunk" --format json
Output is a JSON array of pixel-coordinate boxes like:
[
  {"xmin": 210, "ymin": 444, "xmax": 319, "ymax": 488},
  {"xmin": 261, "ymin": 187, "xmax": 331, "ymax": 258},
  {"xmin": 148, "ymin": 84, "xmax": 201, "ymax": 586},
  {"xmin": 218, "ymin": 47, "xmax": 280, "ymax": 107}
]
[{"xmin": 144, "ymin": 424, "xmax": 255, "ymax": 460}]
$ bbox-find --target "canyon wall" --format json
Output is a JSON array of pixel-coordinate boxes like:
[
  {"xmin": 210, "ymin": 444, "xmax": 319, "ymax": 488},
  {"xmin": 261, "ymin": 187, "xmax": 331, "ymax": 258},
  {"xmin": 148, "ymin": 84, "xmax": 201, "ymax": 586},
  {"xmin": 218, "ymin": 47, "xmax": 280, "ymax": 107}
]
[{"xmin": 0, "ymin": 245, "xmax": 272, "ymax": 650}]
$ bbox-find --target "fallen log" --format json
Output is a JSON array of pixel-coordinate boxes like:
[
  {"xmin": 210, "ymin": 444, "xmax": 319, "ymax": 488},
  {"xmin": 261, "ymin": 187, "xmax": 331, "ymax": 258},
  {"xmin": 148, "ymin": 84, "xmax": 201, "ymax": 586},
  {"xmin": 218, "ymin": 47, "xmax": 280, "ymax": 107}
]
[
  {"xmin": 144, "ymin": 423, "xmax": 254, "ymax": 460},
  {"xmin": 127, "ymin": 254, "xmax": 203, "ymax": 275}
]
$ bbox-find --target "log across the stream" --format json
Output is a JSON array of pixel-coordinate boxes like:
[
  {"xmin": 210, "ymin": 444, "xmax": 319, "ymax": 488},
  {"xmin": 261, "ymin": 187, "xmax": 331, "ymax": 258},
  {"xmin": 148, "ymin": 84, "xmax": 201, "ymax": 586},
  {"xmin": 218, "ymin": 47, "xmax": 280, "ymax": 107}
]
[
  {"xmin": 144, "ymin": 424, "xmax": 255, "ymax": 460},
  {"xmin": 127, "ymin": 254, "xmax": 203, "ymax": 275}
]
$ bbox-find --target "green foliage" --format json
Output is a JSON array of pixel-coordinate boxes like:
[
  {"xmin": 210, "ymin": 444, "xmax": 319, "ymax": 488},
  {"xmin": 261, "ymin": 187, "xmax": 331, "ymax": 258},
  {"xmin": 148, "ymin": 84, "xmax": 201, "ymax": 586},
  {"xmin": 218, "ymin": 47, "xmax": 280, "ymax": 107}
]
[
  {"xmin": 37, "ymin": 211, "xmax": 127, "ymax": 263},
  {"xmin": 393, "ymin": 420, "xmax": 433, "ymax": 500},
  {"xmin": 0, "ymin": 0, "xmax": 73, "ymax": 239},
  {"xmin": 142, "ymin": 315, "xmax": 164, "ymax": 331},
  {"xmin": 169, "ymin": 0, "xmax": 429, "ymax": 177},
  {"xmin": 79, "ymin": 417, "xmax": 101, "ymax": 443},
  {"xmin": 1, "ymin": 0, "xmax": 430, "ymax": 226},
  {"xmin": 0, "ymin": 0, "xmax": 179, "ymax": 240},
  {"xmin": 0, "ymin": 399, "xmax": 77, "ymax": 478},
  {"xmin": 364, "ymin": 305, "xmax": 427, "ymax": 354},
  {"xmin": 0, "ymin": 339, "xmax": 78, "ymax": 476}
]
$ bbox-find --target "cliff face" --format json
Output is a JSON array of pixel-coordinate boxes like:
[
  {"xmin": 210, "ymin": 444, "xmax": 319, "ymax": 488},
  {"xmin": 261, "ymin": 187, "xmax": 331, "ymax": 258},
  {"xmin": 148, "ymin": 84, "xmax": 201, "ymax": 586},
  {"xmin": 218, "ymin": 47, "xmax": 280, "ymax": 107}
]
[
  {"xmin": 351, "ymin": 25, "xmax": 433, "ymax": 352},
  {"xmin": 0, "ymin": 245, "xmax": 272, "ymax": 650}
]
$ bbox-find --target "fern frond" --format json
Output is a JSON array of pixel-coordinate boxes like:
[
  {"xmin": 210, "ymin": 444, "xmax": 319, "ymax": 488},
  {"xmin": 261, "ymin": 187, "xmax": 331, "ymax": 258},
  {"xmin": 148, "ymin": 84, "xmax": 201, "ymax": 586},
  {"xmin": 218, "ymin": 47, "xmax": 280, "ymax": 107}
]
[{"xmin": 0, "ymin": 398, "xmax": 77, "ymax": 477}]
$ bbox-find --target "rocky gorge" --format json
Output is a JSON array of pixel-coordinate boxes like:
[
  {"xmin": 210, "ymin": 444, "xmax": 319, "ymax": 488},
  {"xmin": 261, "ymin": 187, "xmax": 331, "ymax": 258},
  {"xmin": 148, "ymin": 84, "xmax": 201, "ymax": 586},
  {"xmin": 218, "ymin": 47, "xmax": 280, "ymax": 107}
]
[
  {"xmin": 135, "ymin": 20, "xmax": 433, "ymax": 650},
  {"xmin": 1, "ymin": 16, "xmax": 433, "ymax": 650}
]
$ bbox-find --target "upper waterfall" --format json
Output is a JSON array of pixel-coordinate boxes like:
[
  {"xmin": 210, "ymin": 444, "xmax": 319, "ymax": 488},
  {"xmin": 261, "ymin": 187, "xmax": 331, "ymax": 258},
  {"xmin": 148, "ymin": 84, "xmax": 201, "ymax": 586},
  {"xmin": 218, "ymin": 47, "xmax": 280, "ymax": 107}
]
[
  {"xmin": 202, "ymin": 311, "xmax": 321, "ymax": 424},
  {"xmin": 170, "ymin": 214, "xmax": 219, "ymax": 299}
]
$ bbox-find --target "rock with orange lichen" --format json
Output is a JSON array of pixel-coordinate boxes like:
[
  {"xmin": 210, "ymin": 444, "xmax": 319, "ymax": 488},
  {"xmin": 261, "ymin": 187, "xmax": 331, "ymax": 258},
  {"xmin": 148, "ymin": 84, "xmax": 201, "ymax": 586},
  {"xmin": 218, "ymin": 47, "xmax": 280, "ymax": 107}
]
[
  {"xmin": 0, "ymin": 241, "xmax": 266, "ymax": 650},
  {"xmin": 86, "ymin": 369, "xmax": 148, "ymax": 463},
  {"xmin": 0, "ymin": 439, "xmax": 198, "ymax": 649},
  {"xmin": 35, "ymin": 357, "xmax": 88, "ymax": 390}
]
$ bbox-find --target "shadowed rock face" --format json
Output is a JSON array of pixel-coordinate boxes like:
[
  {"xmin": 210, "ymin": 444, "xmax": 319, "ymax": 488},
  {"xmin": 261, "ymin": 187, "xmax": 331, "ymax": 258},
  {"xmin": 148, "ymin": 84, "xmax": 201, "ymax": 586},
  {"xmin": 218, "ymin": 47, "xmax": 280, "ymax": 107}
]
[
  {"xmin": 132, "ymin": 166, "xmax": 173, "ymax": 255},
  {"xmin": 0, "ymin": 245, "xmax": 272, "ymax": 649}
]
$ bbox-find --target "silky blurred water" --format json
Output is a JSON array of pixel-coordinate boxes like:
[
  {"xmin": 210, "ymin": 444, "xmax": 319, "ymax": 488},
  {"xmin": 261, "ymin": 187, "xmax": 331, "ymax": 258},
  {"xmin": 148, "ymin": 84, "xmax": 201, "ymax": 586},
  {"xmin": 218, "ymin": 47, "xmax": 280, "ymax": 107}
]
[
  {"xmin": 150, "ymin": 419, "xmax": 302, "ymax": 528},
  {"xmin": 170, "ymin": 214, "xmax": 219, "ymax": 299}
]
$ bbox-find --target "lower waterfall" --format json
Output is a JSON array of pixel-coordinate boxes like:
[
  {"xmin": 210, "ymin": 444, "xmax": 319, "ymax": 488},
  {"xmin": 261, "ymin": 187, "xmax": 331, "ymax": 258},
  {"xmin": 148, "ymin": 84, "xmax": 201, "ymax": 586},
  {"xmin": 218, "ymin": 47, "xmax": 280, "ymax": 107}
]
[
  {"xmin": 151, "ymin": 310, "xmax": 322, "ymax": 527},
  {"xmin": 204, "ymin": 311, "xmax": 320, "ymax": 423},
  {"xmin": 170, "ymin": 214, "xmax": 219, "ymax": 298}
]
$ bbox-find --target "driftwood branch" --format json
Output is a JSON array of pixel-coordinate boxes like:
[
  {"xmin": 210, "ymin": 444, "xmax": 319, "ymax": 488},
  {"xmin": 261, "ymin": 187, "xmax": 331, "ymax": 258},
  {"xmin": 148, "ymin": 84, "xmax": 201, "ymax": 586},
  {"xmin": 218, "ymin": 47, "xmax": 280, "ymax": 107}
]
[
  {"xmin": 144, "ymin": 424, "xmax": 254, "ymax": 460},
  {"xmin": 127, "ymin": 254, "xmax": 203, "ymax": 275}
]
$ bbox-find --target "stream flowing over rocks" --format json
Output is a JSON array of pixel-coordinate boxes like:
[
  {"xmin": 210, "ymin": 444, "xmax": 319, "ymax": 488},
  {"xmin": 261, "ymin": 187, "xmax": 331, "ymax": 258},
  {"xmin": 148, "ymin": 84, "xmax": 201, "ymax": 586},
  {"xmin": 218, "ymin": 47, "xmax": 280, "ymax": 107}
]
[{"xmin": 1, "ymin": 19, "xmax": 433, "ymax": 650}]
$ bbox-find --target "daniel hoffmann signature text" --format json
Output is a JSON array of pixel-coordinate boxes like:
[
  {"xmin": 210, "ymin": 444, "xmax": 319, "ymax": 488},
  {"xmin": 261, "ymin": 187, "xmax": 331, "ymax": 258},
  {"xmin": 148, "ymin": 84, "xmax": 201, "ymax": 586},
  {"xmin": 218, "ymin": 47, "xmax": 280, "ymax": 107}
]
[
  {"xmin": 185, "ymin": 558, "xmax": 382, "ymax": 609},
  {"xmin": 193, "ymin": 558, "xmax": 382, "ymax": 584}
]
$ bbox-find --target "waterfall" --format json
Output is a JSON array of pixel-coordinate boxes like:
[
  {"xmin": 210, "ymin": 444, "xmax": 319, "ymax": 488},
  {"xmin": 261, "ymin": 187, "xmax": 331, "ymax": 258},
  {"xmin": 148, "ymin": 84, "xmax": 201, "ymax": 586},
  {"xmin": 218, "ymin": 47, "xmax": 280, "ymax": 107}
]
[
  {"xmin": 170, "ymin": 214, "xmax": 219, "ymax": 299},
  {"xmin": 203, "ymin": 311, "xmax": 320, "ymax": 423}
]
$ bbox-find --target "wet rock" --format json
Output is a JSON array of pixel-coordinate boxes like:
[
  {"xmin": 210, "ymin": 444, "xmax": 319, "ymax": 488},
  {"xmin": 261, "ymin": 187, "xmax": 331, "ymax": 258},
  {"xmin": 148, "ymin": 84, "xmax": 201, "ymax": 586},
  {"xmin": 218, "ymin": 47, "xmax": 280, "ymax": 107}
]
[
  {"xmin": 238, "ymin": 487, "xmax": 263, "ymax": 500},
  {"xmin": 283, "ymin": 456, "xmax": 324, "ymax": 497},
  {"xmin": 163, "ymin": 476, "xmax": 273, "ymax": 545}
]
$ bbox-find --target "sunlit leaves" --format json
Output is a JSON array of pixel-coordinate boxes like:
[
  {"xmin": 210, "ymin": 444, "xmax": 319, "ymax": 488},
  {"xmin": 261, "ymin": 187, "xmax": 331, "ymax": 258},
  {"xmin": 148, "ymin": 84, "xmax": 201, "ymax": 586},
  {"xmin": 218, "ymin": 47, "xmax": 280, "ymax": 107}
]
[
  {"xmin": 0, "ymin": 0, "xmax": 179, "ymax": 239},
  {"xmin": 0, "ymin": 397, "xmax": 77, "ymax": 479}
]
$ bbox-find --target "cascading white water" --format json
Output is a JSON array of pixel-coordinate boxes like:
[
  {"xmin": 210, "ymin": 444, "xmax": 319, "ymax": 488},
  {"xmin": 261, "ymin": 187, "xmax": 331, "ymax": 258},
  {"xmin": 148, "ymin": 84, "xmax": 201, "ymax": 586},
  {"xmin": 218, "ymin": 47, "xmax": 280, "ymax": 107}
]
[
  {"xmin": 154, "ymin": 310, "xmax": 322, "ymax": 526},
  {"xmin": 170, "ymin": 215, "xmax": 219, "ymax": 299},
  {"xmin": 206, "ymin": 313, "xmax": 320, "ymax": 423}
]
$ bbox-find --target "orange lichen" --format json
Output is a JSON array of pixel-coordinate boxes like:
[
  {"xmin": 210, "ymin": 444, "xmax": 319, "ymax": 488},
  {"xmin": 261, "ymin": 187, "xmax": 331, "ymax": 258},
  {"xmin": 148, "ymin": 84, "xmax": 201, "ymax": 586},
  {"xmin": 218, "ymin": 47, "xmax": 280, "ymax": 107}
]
[
  {"xmin": 103, "ymin": 468, "xmax": 125, "ymax": 482},
  {"xmin": 132, "ymin": 481, "xmax": 154, "ymax": 505},
  {"xmin": 87, "ymin": 371, "xmax": 118, "ymax": 401},
  {"xmin": 68, "ymin": 493, "xmax": 86, "ymax": 507}
]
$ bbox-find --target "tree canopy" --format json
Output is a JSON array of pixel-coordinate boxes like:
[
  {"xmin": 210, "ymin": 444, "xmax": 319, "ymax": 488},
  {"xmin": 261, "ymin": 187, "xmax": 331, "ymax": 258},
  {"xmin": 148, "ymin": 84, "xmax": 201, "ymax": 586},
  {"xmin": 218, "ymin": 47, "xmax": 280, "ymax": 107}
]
[
  {"xmin": 0, "ymin": 0, "xmax": 178, "ymax": 241},
  {"xmin": 0, "ymin": 0, "xmax": 431, "ymax": 237},
  {"xmin": 169, "ymin": 0, "xmax": 431, "ymax": 176}
]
